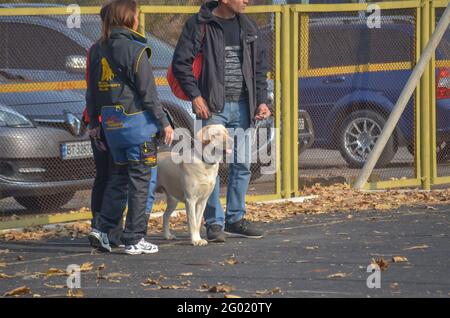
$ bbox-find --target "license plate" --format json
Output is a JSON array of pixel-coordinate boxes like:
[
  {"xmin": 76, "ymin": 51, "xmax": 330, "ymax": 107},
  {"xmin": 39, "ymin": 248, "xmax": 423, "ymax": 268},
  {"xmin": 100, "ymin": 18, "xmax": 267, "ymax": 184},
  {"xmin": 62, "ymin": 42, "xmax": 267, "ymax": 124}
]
[{"xmin": 61, "ymin": 141, "xmax": 93, "ymax": 160}]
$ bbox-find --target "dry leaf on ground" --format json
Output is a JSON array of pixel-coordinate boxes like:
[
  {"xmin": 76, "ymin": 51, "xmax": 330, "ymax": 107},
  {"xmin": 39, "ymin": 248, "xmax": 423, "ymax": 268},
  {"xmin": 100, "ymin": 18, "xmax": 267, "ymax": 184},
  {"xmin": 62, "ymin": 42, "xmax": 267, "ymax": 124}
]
[
  {"xmin": 225, "ymin": 256, "xmax": 239, "ymax": 265},
  {"xmin": 46, "ymin": 268, "xmax": 67, "ymax": 277},
  {"xmin": 141, "ymin": 278, "xmax": 159, "ymax": 287},
  {"xmin": 327, "ymin": 273, "xmax": 349, "ymax": 279},
  {"xmin": 160, "ymin": 285, "xmax": 186, "ymax": 290},
  {"xmin": 404, "ymin": 245, "xmax": 429, "ymax": 251},
  {"xmin": 0, "ymin": 273, "xmax": 14, "ymax": 279},
  {"xmin": 372, "ymin": 258, "xmax": 389, "ymax": 271},
  {"xmin": 80, "ymin": 262, "xmax": 94, "ymax": 272},
  {"xmin": 224, "ymin": 294, "xmax": 242, "ymax": 298},
  {"xmin": 392, "ymin": 256, "xmax": 409, "ymax": 263},
  {"xmin": 67, "ymin": 289, "xmax": 84, "ymax": 298},
  {"xmin": 208, "ymin": 284, "xmax": 234, "ymax": 293},
  {"xmin": 3, "ymin": 286, "xmax": 31, "ymax": 297},
  {"xmin": 180, "ymin": 272, "xmax": 193, "ymax": 276},
  {"xmin": 44, "ymin": 283, "xmax": 66, "ymax": 289}
]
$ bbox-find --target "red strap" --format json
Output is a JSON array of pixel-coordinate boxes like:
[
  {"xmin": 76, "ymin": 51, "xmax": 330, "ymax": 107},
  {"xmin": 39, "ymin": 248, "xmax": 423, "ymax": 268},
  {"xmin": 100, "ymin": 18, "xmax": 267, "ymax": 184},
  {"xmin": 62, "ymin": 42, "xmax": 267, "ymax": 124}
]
[{"xmin": 83, "ymin": 45, "xmax": 102, "ymax": 124}]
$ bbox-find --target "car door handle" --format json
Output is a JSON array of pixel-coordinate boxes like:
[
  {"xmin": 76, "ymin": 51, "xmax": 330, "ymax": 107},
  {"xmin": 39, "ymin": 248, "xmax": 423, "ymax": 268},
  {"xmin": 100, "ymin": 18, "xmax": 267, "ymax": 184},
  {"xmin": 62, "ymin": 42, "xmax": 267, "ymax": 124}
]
[{"xmin": 322, "ymin": 76, "xmax": 346, "ymax": 84}]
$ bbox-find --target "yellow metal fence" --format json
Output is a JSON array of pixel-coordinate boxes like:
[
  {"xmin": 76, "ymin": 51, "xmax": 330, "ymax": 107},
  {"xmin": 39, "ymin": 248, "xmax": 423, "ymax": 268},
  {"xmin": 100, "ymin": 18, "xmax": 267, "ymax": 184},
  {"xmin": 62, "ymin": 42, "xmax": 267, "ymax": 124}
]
[{"xmin": 0, "ymin": 1, "xmax": 449, "ymax": 230}]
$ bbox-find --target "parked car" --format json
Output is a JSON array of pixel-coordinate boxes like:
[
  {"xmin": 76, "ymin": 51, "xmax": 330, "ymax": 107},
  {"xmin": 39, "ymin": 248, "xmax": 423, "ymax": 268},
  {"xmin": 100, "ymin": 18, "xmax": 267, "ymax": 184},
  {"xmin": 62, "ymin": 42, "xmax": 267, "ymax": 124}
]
[
  {"xmin": 0, "ymin": 3, "xmax": 275, "ymax": 211},
  {"xmin": 297, "ymin": 14, "xmax": 450, "ymax": 167}
]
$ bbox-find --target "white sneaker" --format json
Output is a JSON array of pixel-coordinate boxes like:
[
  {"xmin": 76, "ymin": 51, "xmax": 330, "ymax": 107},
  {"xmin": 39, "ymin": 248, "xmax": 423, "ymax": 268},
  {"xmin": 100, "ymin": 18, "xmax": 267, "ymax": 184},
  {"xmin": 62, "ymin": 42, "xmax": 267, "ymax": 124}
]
[
  {"xmin": 88, "ymin": 229, "xmax": 112, "ymax": 253},
  {"xmin": 125, "ymin": 238, "xmax": 159, "ymax": 255}
]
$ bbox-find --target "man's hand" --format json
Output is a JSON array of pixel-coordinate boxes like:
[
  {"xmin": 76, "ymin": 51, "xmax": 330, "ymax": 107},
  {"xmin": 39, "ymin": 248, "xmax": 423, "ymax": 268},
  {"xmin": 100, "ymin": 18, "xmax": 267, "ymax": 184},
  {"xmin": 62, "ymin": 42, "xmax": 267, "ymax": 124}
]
[
  {"xmin": 192, "ymin": 96, "xmax": 211, "ymax": 119},
  {"xmin": 163, "ymin": 125, "xmax": 174, "ymax": 146},
  {"xmin": 255, "ymin": 104, "xmax": 271, "ymax": 120}
]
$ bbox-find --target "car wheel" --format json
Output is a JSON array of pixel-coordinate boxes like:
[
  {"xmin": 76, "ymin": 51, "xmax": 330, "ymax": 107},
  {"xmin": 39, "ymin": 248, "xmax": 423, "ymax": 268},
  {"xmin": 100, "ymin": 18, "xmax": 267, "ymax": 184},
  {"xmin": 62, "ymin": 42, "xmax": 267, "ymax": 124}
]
[
  {"xmin": 339, "ymin": 110, "xmax": 396, "ymax": 168},
  {"xmin": 14, "ymin": 192, "xmax": 75, "ymax": 212}
]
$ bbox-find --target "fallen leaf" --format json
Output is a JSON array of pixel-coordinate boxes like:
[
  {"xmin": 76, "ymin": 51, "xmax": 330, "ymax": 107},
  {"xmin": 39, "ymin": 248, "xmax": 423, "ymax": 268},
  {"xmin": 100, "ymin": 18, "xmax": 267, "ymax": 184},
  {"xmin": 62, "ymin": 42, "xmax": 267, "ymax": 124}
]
[
  {"xmin": 32, "ymin": 294, "xmax": 41, "ymax": 298},
  {"xmin": 272, "ymin": 287, "xmax": 281, "ymax": 294},
  {"xmin": 255, "ymin": 290, "xmax": 271, "ymax": 296},
  {"xmin": 372, "ymin": 258, "xmax": 389, "ymax": 271},
  {"xmin": 46, "ymin": 268, "xmax": 67, "ymax": 277},
  {"xmin": 390, "ymin": 283, "xmax": 399, "ymax": 289},
  {"xmin": 105, "ymin": 273, "xmax": 130, "ymax": 280},
  {"xmin": 180, "ymin": 272, "xmax": 193, "ymax": 276},
  {"xmin": 0, "ymin": 273, "xmax": 14, "ymax": 279},
  {"xmin": 4, "ymin": 286, "xmax": 31, "ymax": 297},
  {"xmin": 141, "ymin": 278, "xmax": 159, "ymax": 287},
  {"xmin": 80, "ymin": 262, "xmax": 94, "ymax": 272},
  {"xmin": 0, "ymin": 263, "xmax": 6, "ymax": 268},
  {"xmin": 305, "ymin": 246, "xmax": 319, "ymax": 250},
  {"xmin": 404, "ymin": 245, "xmax": 429, "ymax": 250},
  {"xmin": 44, "ymin": 283, "xmax": 66, "ymax": 289},
  {"xmin": 225, "ymin": 257, "xmax": 239, "ymax": 265},
  {"xmin": 0, "ymin": 249, "xmax": 9, "ymax": 254},
  {"xmin": 208, "ymin": 284, "xmax": 234, "ymax": 293},
  {"xmin": 67, "ymin": 289, "xmax": 84, "ymax": 298},
  {"xmin": 97, "ymin": 264, "xmax": 106, "ymax": 271},
  {"xmin": 224, "ymin": 294, "xmax": 242, "ymax": 298},
  {"xmin": 160, "ymin": 285, "xmax": 186, "ymax": 290},
  {"xmin": 16, "ymin": 256, "xmax": 25, "ymax": 261},
  {"xmin": 327, "ymin": 273, "xmax": 349, "ymax": 279},
  {"xmin": 392, "ymin": 256, "xmax": 408, "ymax": 263}
]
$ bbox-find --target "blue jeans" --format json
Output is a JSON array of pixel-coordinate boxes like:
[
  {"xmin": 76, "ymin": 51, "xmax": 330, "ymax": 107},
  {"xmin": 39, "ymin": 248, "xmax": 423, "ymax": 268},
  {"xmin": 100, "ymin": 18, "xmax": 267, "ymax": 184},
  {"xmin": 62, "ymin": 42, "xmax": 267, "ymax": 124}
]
[{"xmin": 201, "ymin": 98, "xmax": 252, "ymax": 228}]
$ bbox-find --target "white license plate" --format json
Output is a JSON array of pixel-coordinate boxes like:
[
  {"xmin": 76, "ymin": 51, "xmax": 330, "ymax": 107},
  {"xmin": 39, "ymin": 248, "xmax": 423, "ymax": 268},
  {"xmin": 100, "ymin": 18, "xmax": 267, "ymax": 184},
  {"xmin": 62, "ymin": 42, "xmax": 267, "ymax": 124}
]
[{"xmin": 61, "ymin": 141, "xmax": 93, "ymax": 160}]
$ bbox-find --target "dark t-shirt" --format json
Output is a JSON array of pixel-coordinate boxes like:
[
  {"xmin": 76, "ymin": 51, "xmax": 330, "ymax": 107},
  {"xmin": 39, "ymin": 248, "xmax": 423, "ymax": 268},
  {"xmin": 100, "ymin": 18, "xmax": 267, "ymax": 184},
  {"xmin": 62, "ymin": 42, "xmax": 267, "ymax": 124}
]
[{"xmin": 216, "ymin": 15, "xmax": 246, "ymax": 101}]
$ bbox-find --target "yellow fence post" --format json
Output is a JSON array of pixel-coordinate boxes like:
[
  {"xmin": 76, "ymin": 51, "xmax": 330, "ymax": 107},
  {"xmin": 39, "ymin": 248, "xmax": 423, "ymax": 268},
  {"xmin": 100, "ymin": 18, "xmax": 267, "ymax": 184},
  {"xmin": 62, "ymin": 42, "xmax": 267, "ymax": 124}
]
[
  {"xmin": 430, "ymin": 1, "xmax": 437, "ymax": 184},
  {"xmin": 139, "ymin": 8, "xmax": 146, "ymax": 35},
  {"xmin": 420, "ymin": 0, "xmax": 432, "ymax": 190},
  {"xmin": 290, "ymin": 9, "xmax": 300, "ymax": 197},
  {"xmin": 281, "ymin": 5, "xmax": 292, "ymax": 198}
]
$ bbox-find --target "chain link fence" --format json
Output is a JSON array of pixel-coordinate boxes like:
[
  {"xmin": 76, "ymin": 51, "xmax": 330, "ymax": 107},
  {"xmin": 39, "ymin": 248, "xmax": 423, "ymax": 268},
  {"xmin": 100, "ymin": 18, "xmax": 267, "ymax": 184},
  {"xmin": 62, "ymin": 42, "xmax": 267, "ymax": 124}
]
[
  {"xmin": 434, "ymin": 5, "xmax": 450, "ymax": 179},
  {"xmin": 295, "ymin": 7, "xmax": 419, "ymax": 188},
  {"xmin": 0, "ymin": 0, "xmax": 449, "ymax": 227},
  {"xmin": 0, "ymin": 1, "xmax": 281, "ymax": 222}
]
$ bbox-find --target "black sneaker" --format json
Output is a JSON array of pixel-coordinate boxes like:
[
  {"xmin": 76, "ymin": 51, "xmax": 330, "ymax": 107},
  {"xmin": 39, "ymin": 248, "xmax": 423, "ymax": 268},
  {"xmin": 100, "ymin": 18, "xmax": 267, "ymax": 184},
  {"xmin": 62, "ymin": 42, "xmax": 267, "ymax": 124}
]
[
  {"xmin": 206, "ymin": 224, "xmax": 226, "ymax": 242},
  {"xmin": 88, "ymin": 229, "xmax": 112, "ymax": 252},
  {"xmin": 224, "ymin": 219, "xmax": 264, "ymax": 239}
]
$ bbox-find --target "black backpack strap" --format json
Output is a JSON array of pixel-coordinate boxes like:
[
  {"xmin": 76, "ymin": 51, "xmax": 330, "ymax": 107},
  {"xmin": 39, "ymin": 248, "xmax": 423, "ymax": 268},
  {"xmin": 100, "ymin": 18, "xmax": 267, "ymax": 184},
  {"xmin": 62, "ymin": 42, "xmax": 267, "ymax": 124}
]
[{"xmin": 99, "ymin": 44, "xmax": 136, "ymax": 91}]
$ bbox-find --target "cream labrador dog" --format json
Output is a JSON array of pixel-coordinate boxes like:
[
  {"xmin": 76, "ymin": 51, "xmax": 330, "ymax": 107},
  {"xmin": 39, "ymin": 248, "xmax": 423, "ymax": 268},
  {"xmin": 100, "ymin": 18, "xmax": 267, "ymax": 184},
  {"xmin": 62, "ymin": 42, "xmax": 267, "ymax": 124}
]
[{"xmin": 156, "ymin": 125, "xmax": 232, "ymax": 246}]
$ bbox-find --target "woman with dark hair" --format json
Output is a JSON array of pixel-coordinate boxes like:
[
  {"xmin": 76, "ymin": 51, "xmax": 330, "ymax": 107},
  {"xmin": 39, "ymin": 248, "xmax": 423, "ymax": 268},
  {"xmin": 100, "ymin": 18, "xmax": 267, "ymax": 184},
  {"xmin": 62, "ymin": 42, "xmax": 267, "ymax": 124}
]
[
  {"xmin": 83, "ymin": 1, "xmax": 125, "ymax": 247},
  {"xmin": 86, "ymin": 0, "xmax": 174, "ymax": 255}
]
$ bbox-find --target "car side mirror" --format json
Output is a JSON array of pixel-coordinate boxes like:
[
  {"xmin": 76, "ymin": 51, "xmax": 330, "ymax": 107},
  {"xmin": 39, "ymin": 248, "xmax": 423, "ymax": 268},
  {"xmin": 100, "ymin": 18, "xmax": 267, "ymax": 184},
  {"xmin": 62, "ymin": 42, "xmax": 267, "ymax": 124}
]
[{"xmin": 65, "ymin": 55, "xmax": 87, "ymax": 74}]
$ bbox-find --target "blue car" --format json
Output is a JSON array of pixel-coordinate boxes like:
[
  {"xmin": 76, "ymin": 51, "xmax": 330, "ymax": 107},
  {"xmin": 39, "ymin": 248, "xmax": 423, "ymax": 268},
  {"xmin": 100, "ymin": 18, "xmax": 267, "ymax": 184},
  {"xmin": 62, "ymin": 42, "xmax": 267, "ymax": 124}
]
[{"xmin": 298, "ymin": 14, "xmax": 450, "ymax": 168}]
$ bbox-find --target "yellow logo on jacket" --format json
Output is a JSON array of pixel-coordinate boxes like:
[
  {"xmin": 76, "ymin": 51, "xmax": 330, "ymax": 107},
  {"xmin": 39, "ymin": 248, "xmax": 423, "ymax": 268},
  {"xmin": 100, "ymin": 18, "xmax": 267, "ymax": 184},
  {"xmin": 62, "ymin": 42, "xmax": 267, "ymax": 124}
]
[{"xmin": 101, "ymin": 57, "xmax": 115, "ymax": 81}]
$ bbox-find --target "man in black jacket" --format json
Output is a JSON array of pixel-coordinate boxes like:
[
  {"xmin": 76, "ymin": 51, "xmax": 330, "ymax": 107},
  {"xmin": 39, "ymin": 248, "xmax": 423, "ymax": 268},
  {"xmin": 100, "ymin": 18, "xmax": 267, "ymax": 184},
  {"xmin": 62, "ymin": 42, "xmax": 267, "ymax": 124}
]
[{"xmin": 172, "ymin": 0, "xmax": 271, "ymax": 242}]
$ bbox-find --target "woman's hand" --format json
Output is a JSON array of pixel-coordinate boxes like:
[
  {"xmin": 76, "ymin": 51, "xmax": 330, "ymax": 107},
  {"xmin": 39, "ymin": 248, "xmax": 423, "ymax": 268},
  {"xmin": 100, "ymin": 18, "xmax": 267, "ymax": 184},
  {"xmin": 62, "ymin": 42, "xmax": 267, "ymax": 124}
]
[{"xmin": 163, "ymin": 125, "xmax": 174, "ymax": 146}]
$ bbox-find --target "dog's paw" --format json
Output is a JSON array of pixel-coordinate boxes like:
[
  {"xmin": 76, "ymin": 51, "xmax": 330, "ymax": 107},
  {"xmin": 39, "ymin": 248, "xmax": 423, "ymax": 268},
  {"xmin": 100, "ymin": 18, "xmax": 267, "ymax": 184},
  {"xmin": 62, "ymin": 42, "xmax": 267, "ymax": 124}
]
[
  {"xmin": 192, "ymin": 239, "xmax": 208, "ymax": 246},
  {"xmin": 164, "ymin": 233, "xmax": 177, "ymax": 240}
]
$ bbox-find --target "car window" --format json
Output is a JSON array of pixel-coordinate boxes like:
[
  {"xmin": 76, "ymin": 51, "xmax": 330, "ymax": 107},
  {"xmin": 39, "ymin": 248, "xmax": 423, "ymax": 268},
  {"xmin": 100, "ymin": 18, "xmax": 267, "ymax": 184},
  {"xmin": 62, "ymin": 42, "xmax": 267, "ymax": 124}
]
[
  {"xmin": 436, "ymin": 9, "xmax": 450, "ymax": 60},
  {"xmin": 79, "ymin": 21, "xmax": 174, "ymax": 69},
  {"xmin": 308, "ymin": 24, "xmax": 414, "ymax": 69},
  {"xmin": 0, "ymin": 22, "xmax": 85, "ymax": 71}
]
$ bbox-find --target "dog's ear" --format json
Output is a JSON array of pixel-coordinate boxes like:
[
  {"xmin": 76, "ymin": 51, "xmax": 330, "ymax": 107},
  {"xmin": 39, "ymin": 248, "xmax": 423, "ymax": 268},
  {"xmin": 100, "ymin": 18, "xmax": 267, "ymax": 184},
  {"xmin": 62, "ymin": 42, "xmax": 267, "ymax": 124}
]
[{"xmin": 197, "ymin": 126, "xmax": 212, "ymax": 145}]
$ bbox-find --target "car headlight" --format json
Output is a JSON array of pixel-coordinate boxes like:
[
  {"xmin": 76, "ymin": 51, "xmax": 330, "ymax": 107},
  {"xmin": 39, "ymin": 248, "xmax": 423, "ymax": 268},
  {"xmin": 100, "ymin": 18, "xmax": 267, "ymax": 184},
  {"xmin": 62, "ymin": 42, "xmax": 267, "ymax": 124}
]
[
  {"xmin": 0, "ymin": 105, "xmax": 34, "ymax": 128},
  {"xmin": 268, "ymin": 91, "xmax": 275, "ymax": 104}
]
